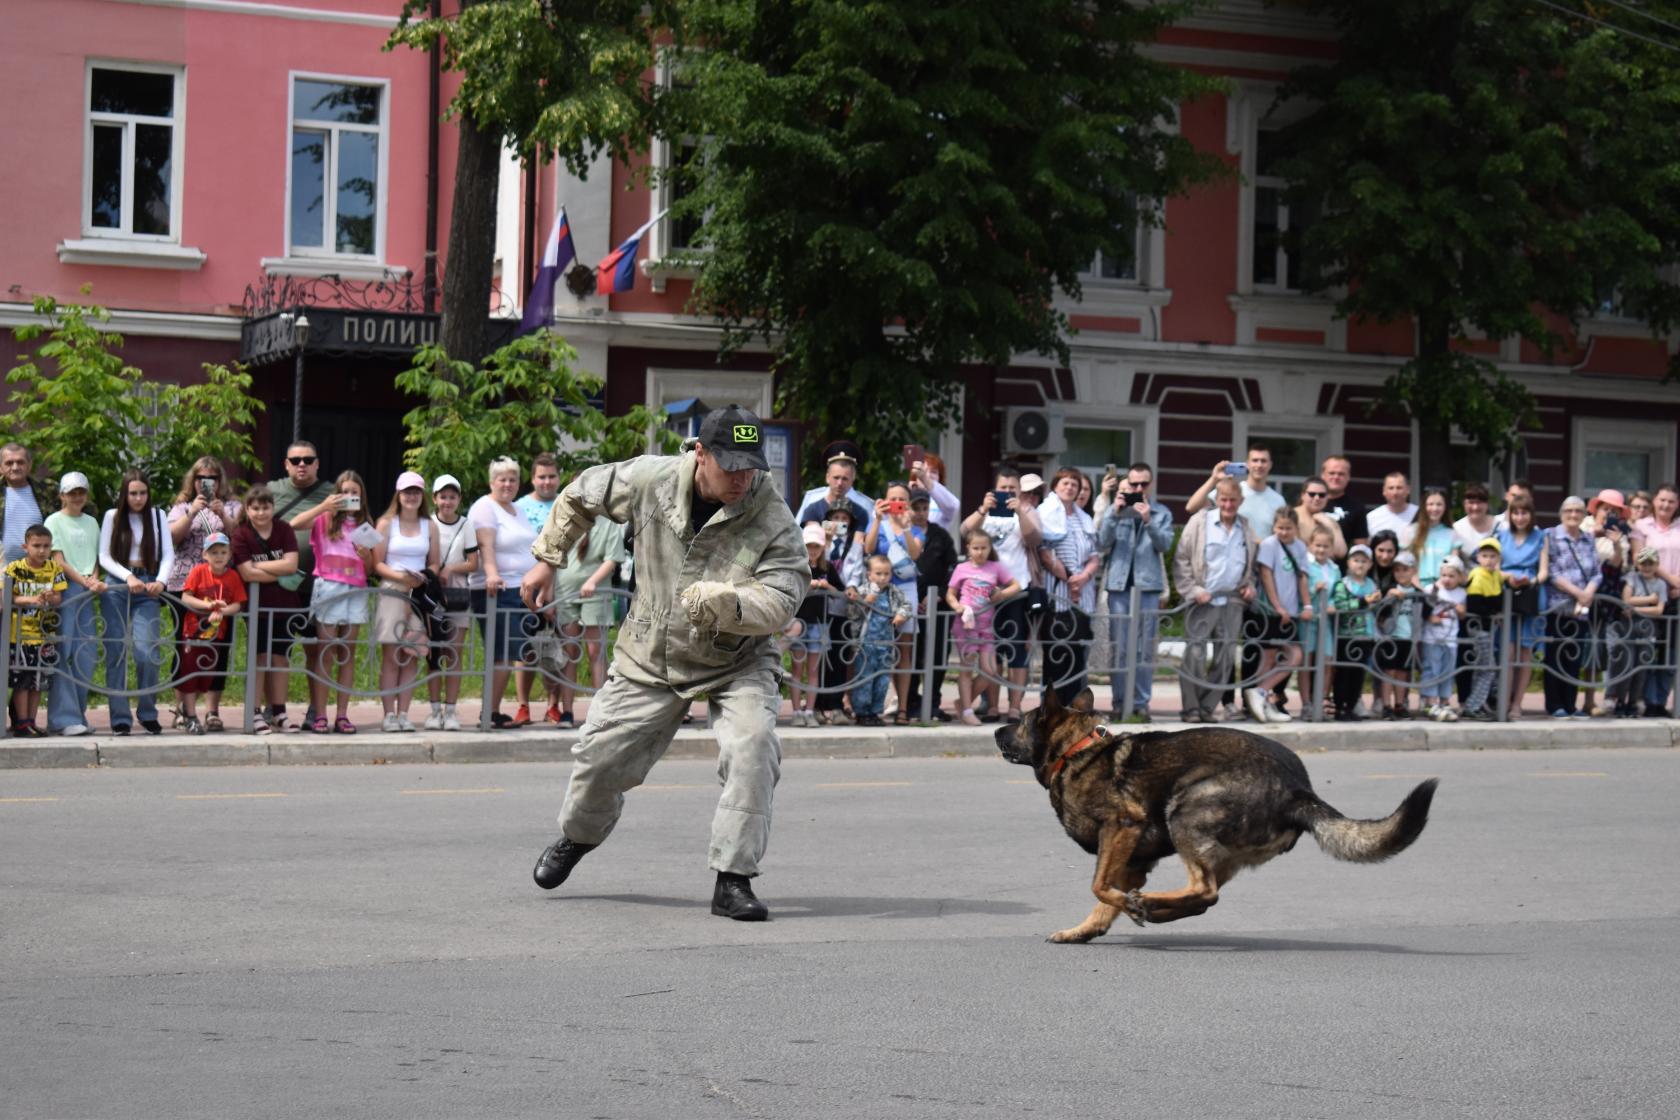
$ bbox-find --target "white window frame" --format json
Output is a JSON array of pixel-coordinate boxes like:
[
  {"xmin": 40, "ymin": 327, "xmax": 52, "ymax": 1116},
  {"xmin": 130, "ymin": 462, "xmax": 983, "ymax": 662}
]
[
  {"xmin": 1229, "ymin": 84, "xmax": 1318, "ymax": 298},
  {"xmin": 83, "ymin": 60, "xmax": 186, "ymax": 242},
  {"xmin": 1080, "ymin": 199, "xmax": 1157, "ymax": 289},
  {"xmin": 1572, "ymin": 416, "xmax": 1676, "ymax": 497},
  {"xmin": 646, "ymin": 52, "xmax": 709, "ymax": 290},
  {"xmin": 283, "ymin": 71, "xmax": 390, "ymax": 263},
  {"xmin": 1051, "ymin": 404, "xmax": 1160, "ymax": 483},
  {"xmin": 1231, "ymin": 412, "xmax": 1347, "ymax": 492},
  {"xmin": 644, "ymin": 367, "xmax": 774, "ymax": 449}
]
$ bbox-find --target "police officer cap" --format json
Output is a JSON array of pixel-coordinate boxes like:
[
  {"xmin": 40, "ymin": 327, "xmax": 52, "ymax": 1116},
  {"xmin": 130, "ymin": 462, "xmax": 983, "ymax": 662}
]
[
  {"xmin": 824, "ymin": 439, "xmax": 862, "ymax": 466},
  {"xmin": 698, "ymin": 404, "xmax": 771, "ymax": 472}
]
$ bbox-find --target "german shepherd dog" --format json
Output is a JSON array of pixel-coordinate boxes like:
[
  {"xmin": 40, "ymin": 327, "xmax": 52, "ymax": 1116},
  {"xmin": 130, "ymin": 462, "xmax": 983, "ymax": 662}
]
[{"xmin": 996, "ymin": 688, "xmax": 1437, "ymax": 943}]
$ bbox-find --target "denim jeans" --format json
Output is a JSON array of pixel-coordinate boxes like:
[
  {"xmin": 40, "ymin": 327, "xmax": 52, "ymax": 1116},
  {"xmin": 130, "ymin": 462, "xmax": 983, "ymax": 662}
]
[
  {"xmin": 46, "ymin": 583, "xmax": 98, "ymax": 731},
  {"xmin": 1107, "ymin": 594, "xmax": 1160, "ymax": 716},
  {"xmin": 99, "ymin": 586, "xmax": 162, "ymax": 726},
  {"xmin": 1417, "ymin": 641, "xmax": 1454, "ymax": 703},
  {"xmin": 851, "ymin": 642, "xmax": 895, "ymax": 717}
]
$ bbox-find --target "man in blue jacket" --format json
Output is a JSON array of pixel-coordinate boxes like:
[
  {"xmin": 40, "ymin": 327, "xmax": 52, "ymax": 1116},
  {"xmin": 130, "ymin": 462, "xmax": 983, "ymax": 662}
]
[{"xmin": 1095, "ymin": 462, "xmax": 1174, "ymax": 720}]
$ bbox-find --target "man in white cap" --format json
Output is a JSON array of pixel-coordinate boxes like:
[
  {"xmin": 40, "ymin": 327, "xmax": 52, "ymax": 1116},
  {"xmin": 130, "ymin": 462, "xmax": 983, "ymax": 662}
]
[{"xmin": 522, "ymin": 404, "xmax": 808, "ymax": 921}]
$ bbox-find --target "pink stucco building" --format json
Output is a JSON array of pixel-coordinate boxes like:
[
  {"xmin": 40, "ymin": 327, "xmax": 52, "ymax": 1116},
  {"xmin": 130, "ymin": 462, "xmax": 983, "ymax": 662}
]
[{"xmin": 3, "ymin": 0, "xmax": 1677, "ymax": 510}]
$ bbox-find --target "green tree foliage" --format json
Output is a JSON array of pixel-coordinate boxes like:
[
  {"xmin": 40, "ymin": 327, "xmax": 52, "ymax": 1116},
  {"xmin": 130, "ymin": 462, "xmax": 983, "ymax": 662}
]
[
  {"xmin": 4, "ymin": 296, "xmax": 263, "ymax": 508},
  {"xmin": 387, "ymin": 0, "xmax": 675, "ymax": 171},
  {"xmin": 396, "ymin": 330, "xmax": 680, "ymax": 487},
  {"xmin": 1278, "ymin": 1, "xmax": 1680, "ymax": 478},
  {"xmin": 387, "ymin": 1, "xmax": 678, "ymax": 364},
  {"xmin": 666, "ymin": 0, "xmax": 1222, "ymax": 487},
  {"xmin": 144, "ymin": 362, "xmax": 267, "ymax": 501}
]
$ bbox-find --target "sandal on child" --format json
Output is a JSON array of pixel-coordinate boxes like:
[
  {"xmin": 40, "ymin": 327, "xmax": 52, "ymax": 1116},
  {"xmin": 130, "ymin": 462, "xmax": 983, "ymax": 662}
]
[
  {"xmin": 308, "ymin": 715, "xmax": 330, "ymax": 734},
  {"xmin": 334, "ymin": 716, "xmax": 357, "ymax": 735},
  {"xmin": 205, "ymin": 712, "xmax": 224, "ymax": 732},
  {"xmin": 252, "ymin": 713, "xmax": 271, "ymax": 736}
]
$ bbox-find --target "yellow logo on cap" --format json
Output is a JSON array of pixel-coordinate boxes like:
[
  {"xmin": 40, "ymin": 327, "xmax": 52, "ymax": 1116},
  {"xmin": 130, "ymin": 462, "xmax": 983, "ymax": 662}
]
[{"xmin": 733, "ymin": 424, "xmax": 759, "ymax": 443}]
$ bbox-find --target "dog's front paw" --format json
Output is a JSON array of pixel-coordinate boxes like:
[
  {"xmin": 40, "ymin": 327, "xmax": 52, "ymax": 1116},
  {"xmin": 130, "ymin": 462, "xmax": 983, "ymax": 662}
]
[
  {"xmin": 1121, "ymin": 890, "xmax": 1149, "ymax": 927},
  {"xmin": 1047, "ymin": 926, "xmax": 1097, "ymax": 944}
]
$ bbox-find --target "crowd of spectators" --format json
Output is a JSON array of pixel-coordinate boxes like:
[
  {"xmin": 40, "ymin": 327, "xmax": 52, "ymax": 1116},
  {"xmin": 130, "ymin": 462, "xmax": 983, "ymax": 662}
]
[{"xmin": 10, "ymin": 426, "xmax": 1680, "ymax": 738}]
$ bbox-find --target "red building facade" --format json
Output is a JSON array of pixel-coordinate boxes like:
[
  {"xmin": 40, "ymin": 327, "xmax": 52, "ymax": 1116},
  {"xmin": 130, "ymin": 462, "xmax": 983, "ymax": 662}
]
[{"xmin": 3, "ymin": 0, "xmax": 1676, "ymax": 511}]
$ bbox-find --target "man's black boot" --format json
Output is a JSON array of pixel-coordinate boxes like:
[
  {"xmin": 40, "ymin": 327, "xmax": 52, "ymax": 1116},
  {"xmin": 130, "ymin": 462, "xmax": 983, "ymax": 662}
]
[
  {"xmin": 711, "ymin": 872, "xmax": 769, "ymax": 921},
  {"xmin": 533, "ymin": 837, "xmax": 597, "ymax": 890}
]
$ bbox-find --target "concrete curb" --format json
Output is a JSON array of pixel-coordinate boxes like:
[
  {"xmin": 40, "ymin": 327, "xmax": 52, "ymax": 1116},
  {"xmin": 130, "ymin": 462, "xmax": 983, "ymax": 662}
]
[{"xmin": 2, "ymin": 718, "xmax": 1676, "ymax": 770}]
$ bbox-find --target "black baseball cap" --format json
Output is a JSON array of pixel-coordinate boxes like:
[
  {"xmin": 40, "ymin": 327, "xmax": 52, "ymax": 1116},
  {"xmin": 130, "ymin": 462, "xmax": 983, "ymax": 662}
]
[{"xmin": 697, "ymin": 405, "xmax": 770, "ymax": 472}]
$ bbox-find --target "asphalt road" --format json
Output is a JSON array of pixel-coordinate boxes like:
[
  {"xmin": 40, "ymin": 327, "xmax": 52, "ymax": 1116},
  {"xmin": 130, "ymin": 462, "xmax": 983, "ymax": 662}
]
[{"xmin": 2, "ymin": 747, "xmax": 1676, "ymax": 1119}]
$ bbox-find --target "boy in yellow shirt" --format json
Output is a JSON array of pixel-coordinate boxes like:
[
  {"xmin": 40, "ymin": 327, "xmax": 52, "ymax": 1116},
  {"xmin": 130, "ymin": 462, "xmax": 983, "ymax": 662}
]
[
  {"xmin": 1461, "ymin": 537, "xmax": 1514, "ymax": 721},
  {"xmin": 7, "ymin": 525, "xmax": 68, "ymax": 737}
]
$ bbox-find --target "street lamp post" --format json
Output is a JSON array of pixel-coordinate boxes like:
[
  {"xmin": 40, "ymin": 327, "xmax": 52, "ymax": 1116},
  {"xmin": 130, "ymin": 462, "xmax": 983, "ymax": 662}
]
[{"xmin": 280, "ymin": 311, "xmax": 310, "ymax": 443}]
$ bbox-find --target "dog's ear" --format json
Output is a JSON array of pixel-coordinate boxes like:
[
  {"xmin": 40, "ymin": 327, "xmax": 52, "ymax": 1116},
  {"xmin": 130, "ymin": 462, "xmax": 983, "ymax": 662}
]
[
  {"xmin": 1041, "ymin": 686, "xmax": 1062, "ymax": 714},
  {"xmin": 1070, "ymin": 688, "xmax": 1096, "ymax": 713}
]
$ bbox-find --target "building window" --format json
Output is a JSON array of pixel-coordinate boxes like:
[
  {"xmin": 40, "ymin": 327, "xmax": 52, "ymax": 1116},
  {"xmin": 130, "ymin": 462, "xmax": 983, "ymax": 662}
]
[
  {"xmin": 1232, "ymin": 414, "xmax": 1347, "ymax": 495},
  {"xmin": 1574, "ymin": 417, "xmax": 1675, "ymax": 496},
  {"xmin": 1084, "ymin": 194, "xmax": 1144, "ymax": 284},
  {"xmin": 85, "ymin": 64, "xmax": 183, "ymax": 240},
  {"xmin": 1058, "ymin": 424, "xmax": 1142, "ymax": 490},
  {"xmin": 1252, "ymin": 128, "xmax": 1318, "ymax": 292},
  {"xmin": 289, "ymin": 77, "xmax": 384, "ymax": 258},
  {"xmin": 667, "ymin": 135, "xmax": 705, "ymax": 255}
]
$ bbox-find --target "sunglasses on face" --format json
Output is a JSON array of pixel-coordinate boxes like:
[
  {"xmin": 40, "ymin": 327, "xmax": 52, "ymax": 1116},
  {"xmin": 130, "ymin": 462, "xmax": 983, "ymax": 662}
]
[
  {"xmin": 1303, "ymin": 490, "xmax": 1327, "ymax": 499},
  {"xmin": 288, "ymin": 456, "xmax": 317, "ymax": 466}
]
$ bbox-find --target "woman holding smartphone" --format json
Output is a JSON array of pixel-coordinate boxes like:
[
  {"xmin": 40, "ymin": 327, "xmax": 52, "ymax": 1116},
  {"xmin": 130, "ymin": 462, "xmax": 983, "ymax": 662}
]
[
  {"xmin": 308, "ymin": 470, "xmax": 375, "ymax": 733},
  {"xmin": 165, "ymin": 456, "xmax": 242, "ymax": 730}
]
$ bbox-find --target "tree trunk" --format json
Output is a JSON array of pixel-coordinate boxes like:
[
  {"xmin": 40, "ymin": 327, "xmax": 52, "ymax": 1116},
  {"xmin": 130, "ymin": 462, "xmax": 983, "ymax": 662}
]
[
  {"xmin": 1415, "ymin": 317, "xmax": 1454, "ymax": 491},
  {"xmin": 439, "ymin": 108, "xmax": 502, "ymax": 366}
]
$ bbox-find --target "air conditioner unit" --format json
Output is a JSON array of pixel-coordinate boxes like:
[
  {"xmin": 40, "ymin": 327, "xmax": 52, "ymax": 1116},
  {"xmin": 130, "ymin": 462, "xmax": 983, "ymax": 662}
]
[{"xmin": 1002, "ymin": 408, "xmax": 1066, "ymax": 456}]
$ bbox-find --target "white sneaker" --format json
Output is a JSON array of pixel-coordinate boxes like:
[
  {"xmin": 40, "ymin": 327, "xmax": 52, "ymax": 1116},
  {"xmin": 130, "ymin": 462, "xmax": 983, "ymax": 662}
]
[
  {"xmin": 1440, "ymin": 706, "xmax": 1459, "ymax": 722},
  {"xmin": 381, "ymin": 712, "xmax": 400, "ymax": 732},
  {"xmin": 1354, "ymin": 700, "xmax": 1372, "ymax": 719},
  {"xmin": 1218, "ymin": 702, "xmax": 1243, "ymax": 723},
  {"xmin": 60, "ymin": 723, "xmax": 90, "ymax": 737},
  {"xmin": 442, "ymin": 710, "xmax": 462, "ymax": 732},
  {"xmin": 397, "ymin": 714, "xmax": 417, "ymax": 732},
  {"xmin": 1264, "ymin": 701, "xmax": 1292, "ymax": 723},
  {"xmin": 423, "ymin": 709, "xmax": 444, "ymax": 730},
  {"xmin": 1244, "ymin": 688, "xmax": 1270, "ymax": 722}
]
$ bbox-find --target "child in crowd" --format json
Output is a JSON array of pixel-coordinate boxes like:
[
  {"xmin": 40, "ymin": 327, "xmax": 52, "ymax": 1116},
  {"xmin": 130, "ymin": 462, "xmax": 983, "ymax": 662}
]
[
  {"xmin": 1612, "ymin": 547, "xmax": 1668, "ymax": 718},
  {"xmin": 946, "ymin": 528, "xmax": 1019, "ymax": 726},
  {"xmin": 1251, "ymin": 507, "xmax": 1311, "ymax": 723},
  {"xmin": 846, "ymin": 554, "xmax": 912, "ymax": 726},
  {"xmin": 6, "ymin": 525, "xmax": 67, "ymax": 737},
  {"xmin": 45, "ymin": 472, "xmax": 105, "ymax": 737},
  {"xmin": 232, "ymin": 486, "xmax": 302, "ymax": 735},
  {"xmin": 1375, "ymin": 551, "xmax": 1421, "ymax": 719},
  {"xmin": 1298, "ymin": 525, "xmax": 1341, "ymax": 707},
  {"xmin": 1331, "ymin": 543, "xmax": 1380, "ymax": 721},
  {"xmin": 309, "ymin": 470, "xmax": 373, "ymax": 735},
  {"xmin": 1462, "ymin": 537, "xmax": 1514, "ymax": 721},
  {"xmin": 789, "ymin": 523, "xmax": 845, "ymax": 727},
  {"xmin": 1420, "ymin": 557, "xmax": 1466, "ymax": 721},
  {"xmin": 175, "ymin": 532, "xmax": 246, "ymax": 734}
]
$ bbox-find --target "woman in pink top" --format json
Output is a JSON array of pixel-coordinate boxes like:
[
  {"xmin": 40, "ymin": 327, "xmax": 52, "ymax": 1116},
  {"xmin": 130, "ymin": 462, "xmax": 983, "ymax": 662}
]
[{"xmin": 308, "ymin": 470, "xmax": 375, "ymax": 734}]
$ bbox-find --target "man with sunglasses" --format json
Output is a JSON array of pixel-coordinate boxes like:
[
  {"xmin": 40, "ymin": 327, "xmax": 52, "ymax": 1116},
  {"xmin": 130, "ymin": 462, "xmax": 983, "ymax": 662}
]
[
  {"xmin": 269, "ymin": 442, "xmax": 342, "ymax": 728},
  {"xmin": 1294, "ymin": 476, "xmax": 1347, "ymax": 558}
]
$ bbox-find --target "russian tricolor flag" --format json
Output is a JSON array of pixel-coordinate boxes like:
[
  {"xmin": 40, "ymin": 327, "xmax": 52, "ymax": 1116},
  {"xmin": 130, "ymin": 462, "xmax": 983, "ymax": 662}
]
[
  {"xmin": 518, "ymin": 206, "xmax": 577, "ymax": 335},
  {"xmin": 595, "ymin": 210, "xmax": 666, "ymax": 295}
]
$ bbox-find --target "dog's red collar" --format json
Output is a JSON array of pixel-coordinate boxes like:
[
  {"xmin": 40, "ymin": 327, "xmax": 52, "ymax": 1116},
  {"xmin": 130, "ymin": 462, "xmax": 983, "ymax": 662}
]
[{"xmin": 1045, "ymin": 727, "xmax": 1108, "ymax": 781}]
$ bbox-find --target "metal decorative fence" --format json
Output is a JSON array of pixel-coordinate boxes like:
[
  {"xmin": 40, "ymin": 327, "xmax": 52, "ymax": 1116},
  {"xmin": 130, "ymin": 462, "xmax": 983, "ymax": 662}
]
[{"xmin": 5, "ymin": 577, "xmax": 1679, "ymax": 737}]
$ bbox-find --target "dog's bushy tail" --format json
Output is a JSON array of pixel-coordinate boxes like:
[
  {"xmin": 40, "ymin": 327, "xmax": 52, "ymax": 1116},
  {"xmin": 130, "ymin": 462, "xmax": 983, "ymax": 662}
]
[{"xmin": 1294, "ymin": 779, "xmax": 1438, "ymax": 863}]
